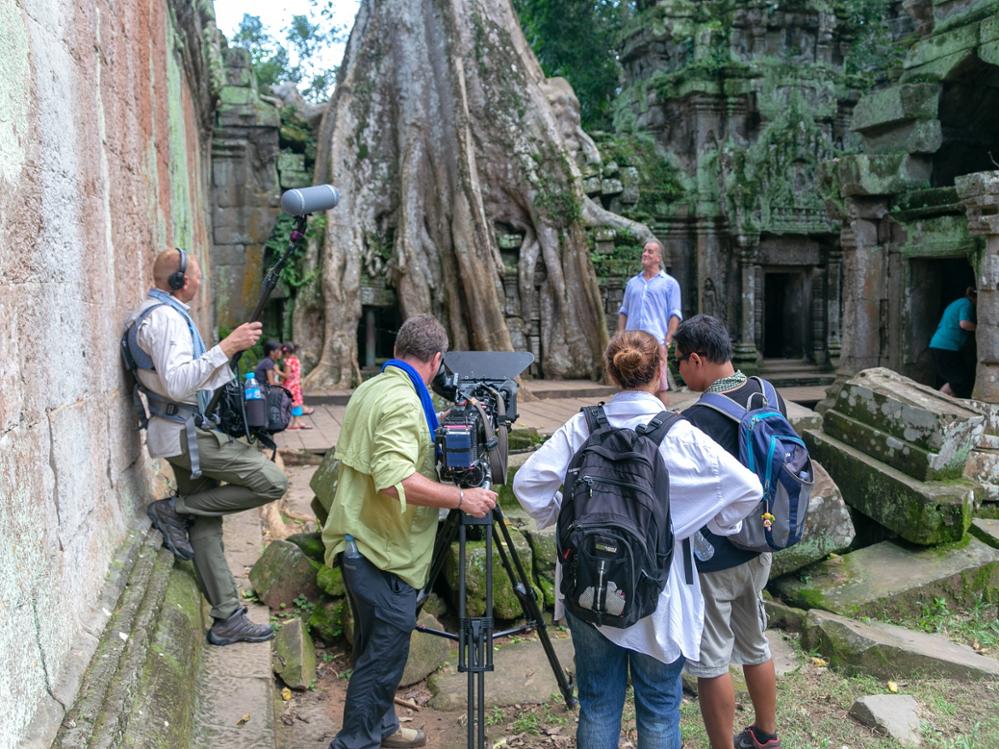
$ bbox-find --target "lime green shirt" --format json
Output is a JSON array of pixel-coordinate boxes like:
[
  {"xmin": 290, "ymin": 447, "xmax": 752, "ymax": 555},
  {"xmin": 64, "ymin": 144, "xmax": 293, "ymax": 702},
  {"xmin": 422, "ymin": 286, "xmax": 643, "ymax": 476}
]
[{"xmin": 321, "ymin": 367, "xmax": 440, "ymax": 589}]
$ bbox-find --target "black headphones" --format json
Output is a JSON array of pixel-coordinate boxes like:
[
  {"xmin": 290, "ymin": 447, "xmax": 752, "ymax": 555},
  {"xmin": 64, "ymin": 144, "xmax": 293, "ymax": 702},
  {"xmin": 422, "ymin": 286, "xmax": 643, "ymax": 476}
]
[{"xmin": 168, "ymin": 247, "xmax": 188, "ymax": 291}]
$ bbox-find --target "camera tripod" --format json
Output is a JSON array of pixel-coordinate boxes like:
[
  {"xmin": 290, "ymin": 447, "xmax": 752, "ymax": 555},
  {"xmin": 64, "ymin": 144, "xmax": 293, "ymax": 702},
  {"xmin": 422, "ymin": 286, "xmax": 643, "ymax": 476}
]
[{"xmin": 416, "ymin": 487, "xmax": 575, "ymax": 749}]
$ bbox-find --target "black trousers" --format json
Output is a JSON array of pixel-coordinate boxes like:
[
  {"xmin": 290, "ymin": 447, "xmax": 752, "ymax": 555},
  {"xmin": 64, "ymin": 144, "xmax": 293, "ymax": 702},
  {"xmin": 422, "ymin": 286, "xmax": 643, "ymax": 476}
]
[{"xmin": 331, "ymin": 553, "xmax": 417, "ymax": 749}]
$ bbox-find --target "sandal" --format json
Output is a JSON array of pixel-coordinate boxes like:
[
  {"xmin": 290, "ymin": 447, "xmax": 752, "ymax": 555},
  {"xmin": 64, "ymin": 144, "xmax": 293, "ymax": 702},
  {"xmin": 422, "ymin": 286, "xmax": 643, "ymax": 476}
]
[
  {"xmin": 302, "ymin": 407, "xmax": 316, "ymax": 415},
  {"xmin": 299, "ymin": 424, "xmax": 313, "ymax": 430}
]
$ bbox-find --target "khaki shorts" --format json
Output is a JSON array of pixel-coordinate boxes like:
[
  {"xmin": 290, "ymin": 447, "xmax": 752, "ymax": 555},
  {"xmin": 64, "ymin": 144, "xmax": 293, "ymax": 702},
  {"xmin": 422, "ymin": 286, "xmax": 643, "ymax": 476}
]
[{"xmin": 685, "ymin": 553, "xmax": 772, "ymax": 679}]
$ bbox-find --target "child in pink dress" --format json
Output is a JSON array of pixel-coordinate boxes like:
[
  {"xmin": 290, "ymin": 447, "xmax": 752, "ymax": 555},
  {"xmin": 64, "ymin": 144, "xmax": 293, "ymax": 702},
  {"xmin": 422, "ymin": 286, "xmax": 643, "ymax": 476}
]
[{"xmin": 281, "ymin": 342, "xmax": 313, "ymax": 429}]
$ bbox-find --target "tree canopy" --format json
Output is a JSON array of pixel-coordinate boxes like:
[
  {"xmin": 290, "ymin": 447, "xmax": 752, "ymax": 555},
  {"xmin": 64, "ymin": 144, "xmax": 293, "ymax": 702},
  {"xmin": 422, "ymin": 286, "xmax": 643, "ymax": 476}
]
[
  {"xmin": 230, "ymin": 2, "xmax": 344, "ymax": 102},
  {"xmin": 512, "ymin": 0, "xmax": 632, "ymax": 131}
]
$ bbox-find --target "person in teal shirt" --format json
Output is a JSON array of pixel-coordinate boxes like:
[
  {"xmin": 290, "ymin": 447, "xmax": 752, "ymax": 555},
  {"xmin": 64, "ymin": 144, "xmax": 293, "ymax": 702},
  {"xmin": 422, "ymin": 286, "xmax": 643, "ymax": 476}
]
[
  {"xmin": 929, "ymin": 287, "xmax": 977, "ymax": 397},
  {"xmin": 323, "ymin": 314, "xmax": 497, "ymax": 749}
]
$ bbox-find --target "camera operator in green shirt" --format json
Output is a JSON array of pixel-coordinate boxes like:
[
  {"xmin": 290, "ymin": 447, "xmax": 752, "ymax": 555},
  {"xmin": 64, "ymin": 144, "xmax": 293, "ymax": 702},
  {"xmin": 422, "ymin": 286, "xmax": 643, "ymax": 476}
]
[{"xmin": 322, "ymin": 314, "xmax": 497, "ymax": 749}]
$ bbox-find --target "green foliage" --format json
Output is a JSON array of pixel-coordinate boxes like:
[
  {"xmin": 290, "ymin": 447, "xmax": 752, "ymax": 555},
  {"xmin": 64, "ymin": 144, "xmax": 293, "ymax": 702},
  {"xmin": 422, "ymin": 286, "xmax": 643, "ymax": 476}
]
[
  {"xmin": 531, "ymin": 146, "xmax": 582, "ymax": 225},
  {"xmin": 264, "ymin": 213, "xmax": 327, "ymax": 290},
  {"xmin": 513, "ymin": 0, "xmax": 633, "ymax": 131},
  {"xmin": 218, "ymin": 324, "xmax": 265, "ymax": 377},
  {"xmin": 598, "ymin": 133, "xmax": 686, "ymax": 217},
  {"xmin": 232, "ymin": 14, "xmax": 291, "ymax": 93},
  {"xmin": 835, "ymin": 0, "xmax": 906, "ymax": 89},
  {"xmin": 231, "ymin": 2, "xmax": 345, "ymax": 102}
]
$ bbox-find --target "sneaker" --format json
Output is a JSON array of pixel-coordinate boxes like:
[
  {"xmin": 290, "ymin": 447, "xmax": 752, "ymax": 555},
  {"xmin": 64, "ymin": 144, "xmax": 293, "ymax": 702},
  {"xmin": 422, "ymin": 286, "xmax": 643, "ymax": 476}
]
[
  {"xmin": 735, "ymin": 726, "xmax": 781, "ymax": 749},
  {"xmin": 381, "ymin": 726, "xmax": 427, "ymax": 748},
  {"xmin": 146, "ymin": 497, "xmax": 194, "ymax": 561},
  {"xmin": 207, "ymin": 607, "xmax": 275, "ymax": 646}
]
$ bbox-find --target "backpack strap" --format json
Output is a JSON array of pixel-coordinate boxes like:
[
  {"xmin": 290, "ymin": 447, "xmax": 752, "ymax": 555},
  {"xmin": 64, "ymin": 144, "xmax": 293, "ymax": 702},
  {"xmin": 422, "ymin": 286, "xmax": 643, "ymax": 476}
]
[
  {"xmin": 682, "ymin": 538, "xmax": 693, "ymax": 586},
  {"xmin": 695, "ymin": 391, "xmax": 747, "ymax": 422},
  {"xmin": 636, "ymin": 410, "xmax": 684, "ymax": 446},
  {"xmin": 637, "ymin": 412, "xmax": 694, "ymax": 584},
  {"xmin": 581, "ymin": 404, "xmax": 609, "ymax": 433},
  {"xmin": 123, "ymin": 302, "xmax": 166, "ymax": 372},
  {"xmin": 751, "ymin": 376, "xmax": 780, "ymax": 411}
]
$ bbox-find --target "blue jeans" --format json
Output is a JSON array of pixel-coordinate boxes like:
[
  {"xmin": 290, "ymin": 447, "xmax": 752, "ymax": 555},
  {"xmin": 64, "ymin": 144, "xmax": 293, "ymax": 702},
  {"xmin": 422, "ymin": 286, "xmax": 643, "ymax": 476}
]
[{"xmin": 567, "ymin": 611, "xmax": 685, "ymax": 749}]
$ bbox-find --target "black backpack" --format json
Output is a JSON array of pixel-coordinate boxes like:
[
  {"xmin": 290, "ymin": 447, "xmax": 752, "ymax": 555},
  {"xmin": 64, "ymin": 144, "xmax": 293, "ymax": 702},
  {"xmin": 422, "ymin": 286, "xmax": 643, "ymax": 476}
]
[
  {"xmin": 556, "ymin": 406, "xmax": 686, "ymax": 628},
  {"xmin": 212, "ymin": 380, "xmax": 292, "ymax": 450}
]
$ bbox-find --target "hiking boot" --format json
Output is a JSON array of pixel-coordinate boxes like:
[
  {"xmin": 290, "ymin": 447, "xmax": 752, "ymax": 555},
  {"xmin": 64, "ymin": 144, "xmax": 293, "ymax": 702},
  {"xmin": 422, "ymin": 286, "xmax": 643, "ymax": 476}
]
[
  {"xmin": 734, "ymin": 726, "xmax": 782, "ymax": 749},
  {"xmin": 381, "ymin": 727, "xmax": 426, "ymax": 748},
  {"xmin": 207, "ymin": 607, "xmax": 275, "ymax": 646},
  {"xmin": 146, "ymin": 497, "xmax": 194, "ymax": 561}
]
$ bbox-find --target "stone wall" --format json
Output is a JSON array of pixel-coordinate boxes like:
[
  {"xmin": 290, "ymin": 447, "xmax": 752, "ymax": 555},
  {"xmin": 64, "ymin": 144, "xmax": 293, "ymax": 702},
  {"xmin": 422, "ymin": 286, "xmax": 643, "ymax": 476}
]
[
  {"xmin": 0, "ymin": 1, "xmax": 221, "ymax": 744},
  {"xmin": 211, "ymin": 46, "xmax": 281, "ymax": 332},
  {"xmin": 827, "ymin": 1, "xmax": 999, "ymax": 393}
]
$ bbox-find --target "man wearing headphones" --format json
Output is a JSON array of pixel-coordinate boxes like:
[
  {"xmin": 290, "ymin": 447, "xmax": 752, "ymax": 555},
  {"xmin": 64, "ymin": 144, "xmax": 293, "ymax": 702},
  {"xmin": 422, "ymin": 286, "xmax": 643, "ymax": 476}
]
[{"xmin": 126, "ymin": 248, "xmax": 288, "ymax": 645}]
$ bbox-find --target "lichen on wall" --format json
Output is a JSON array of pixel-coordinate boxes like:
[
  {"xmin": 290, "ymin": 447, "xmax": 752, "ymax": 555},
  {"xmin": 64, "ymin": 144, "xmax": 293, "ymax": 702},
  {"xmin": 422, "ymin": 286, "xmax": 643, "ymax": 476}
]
[{"xmin": 0, "ymin": 1, "xmax": 220, "ymax": 745}]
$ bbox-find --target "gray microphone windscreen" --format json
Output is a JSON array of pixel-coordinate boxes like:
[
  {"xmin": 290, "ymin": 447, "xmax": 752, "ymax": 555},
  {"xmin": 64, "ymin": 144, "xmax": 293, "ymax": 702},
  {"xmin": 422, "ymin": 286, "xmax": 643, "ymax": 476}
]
[{"xmin": 281, "ymin": 184, "xmax": 341, "ymax": 215}]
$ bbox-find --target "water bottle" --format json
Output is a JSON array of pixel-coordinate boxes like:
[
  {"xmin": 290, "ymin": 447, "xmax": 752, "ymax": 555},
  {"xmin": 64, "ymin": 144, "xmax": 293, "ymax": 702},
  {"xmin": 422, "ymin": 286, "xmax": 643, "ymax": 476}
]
[
  {"xmin": 243, "ymin": 372, "xmax": 267, "ymax": 429},
  {"xmin": 692, "ymin": 530, "xmax": 716, "ymax": 562},
  {"xmin": 343, "ymin": 533, "xmax": 362, "ymax": 567}
]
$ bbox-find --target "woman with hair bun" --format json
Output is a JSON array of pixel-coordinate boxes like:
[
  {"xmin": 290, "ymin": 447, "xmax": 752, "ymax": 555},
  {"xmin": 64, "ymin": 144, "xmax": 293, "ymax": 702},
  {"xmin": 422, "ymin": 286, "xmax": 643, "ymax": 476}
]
[{"xmin": 513, "ymin": 330, "xmax": 762, "ymax": 749}]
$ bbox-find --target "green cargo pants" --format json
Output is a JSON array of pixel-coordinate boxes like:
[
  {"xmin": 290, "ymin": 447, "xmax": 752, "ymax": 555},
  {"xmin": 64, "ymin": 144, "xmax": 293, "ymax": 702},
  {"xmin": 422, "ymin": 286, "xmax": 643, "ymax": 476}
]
[{"xmin": 168, "ymin": 427, "xmax": 288, "ymax": 620}]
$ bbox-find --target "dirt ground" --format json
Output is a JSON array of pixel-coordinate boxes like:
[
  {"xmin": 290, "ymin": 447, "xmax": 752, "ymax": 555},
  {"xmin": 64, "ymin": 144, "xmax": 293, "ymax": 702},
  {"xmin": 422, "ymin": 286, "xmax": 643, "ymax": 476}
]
[{"xmin": 270, "ymin": 464, "xmax": 999, "ymax": 749}]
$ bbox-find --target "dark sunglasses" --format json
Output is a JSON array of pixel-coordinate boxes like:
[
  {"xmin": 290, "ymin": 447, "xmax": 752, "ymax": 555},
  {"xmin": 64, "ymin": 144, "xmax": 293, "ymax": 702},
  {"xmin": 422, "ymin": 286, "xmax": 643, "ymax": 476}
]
[{"xmin": 676, "ymin": 351, "xmax": 703, "ymax": 364}]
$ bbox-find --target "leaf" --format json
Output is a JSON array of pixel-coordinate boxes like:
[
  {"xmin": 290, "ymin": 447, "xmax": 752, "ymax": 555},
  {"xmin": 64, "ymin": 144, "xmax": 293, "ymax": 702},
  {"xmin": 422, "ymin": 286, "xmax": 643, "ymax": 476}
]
[
  {"xmin": 887, "ymin": 681, "xmax": 898, "ymax": 693},
  {"xmin": 236, "ymin": 713, "xmax": 251, "ymax": 726},
  {"xmin": 281, "ymin": 687, "xmax": 293, "ymax": 702}
]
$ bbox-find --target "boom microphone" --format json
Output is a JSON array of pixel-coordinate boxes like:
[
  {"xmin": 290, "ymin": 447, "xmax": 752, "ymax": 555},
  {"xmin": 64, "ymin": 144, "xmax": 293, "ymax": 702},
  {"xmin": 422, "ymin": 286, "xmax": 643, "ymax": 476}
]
[{"xmin": 280, "ymin": 184, "xmax": 341, "ymax": 216}]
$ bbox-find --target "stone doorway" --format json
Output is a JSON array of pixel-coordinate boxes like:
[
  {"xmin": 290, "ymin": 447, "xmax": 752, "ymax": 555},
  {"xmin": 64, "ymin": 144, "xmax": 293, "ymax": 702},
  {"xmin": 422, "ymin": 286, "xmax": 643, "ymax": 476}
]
[
  {"xmin": 907, "ymin": 257, "xmax": 976, "ymax": 385},
  {"xmin": 932, "ymin": 60, "xmax": 999, "ymax": 186},
  {"xmin": 357, "ymin": 303, "xmax": 401, "ymax": 372},
  {"xmin": 762, "ymin": 270, "xmax": 810, "ymax": 359}
]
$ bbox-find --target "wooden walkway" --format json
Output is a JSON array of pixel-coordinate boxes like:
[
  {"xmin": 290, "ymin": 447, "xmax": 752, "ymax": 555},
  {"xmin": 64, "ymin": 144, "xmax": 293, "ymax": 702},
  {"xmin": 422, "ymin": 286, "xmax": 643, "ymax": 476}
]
[{"xmin": 275, "ymin": 381, "xmax": 828, "ymax": 456}]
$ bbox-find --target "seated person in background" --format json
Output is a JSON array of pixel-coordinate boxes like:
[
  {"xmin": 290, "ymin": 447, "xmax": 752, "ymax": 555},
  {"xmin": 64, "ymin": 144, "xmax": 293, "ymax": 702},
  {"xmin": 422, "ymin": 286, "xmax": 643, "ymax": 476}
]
[{"xmin": 254, "ymin": 339, "xmax": 284, "ymax": 386}]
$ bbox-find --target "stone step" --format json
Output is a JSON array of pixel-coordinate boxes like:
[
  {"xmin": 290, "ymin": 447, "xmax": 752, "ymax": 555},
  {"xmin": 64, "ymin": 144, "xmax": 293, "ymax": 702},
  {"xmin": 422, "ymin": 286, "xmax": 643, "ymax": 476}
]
[
  {"xmin": 828, "ymin": 367, "xmax": 984, "ymax": 454},
  {"xmin": 804, "ymin": 428, "xmax": 974, "ymax": 545},
  {"xmin": 760, "ymin": 371, "xmax": 837, "ymax": 388},
  {"xmin": 51, "ymin": 529, "xmax": 206, "ymax": 749},
  {"xmin": 192, "ymin": 511, "xmax": 277, "ymax": 749},
  {"xmin": 772, "ymin": 535, "xmax": 999, "ymax": 620},
  {"xmin": 802, "ymin": 609, "xmax": 999, "ymax": 681},
  {"xmin": 823, "ymin": 408, "xmax": 967, "ymax": 481},
  {"xmin": 759, "ymin": 358, "xmax": 822, "ymax": 372},
  {"xmin": 428, "ymin": 634, "xmax": 575, "ymax": 711},
  {"xmin": 966, "ymin": 447, "xmax": 999, "ymax": 501}
]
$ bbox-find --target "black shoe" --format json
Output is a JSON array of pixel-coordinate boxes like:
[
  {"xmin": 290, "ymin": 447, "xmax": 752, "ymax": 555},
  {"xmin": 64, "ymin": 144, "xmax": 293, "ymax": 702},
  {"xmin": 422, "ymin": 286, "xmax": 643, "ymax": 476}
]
[
  {"xmin": 208, "ymin": 607, "xmax": 275, "ymax": 646},
  {"xmin": 146, "ymin": 497, "xmax": 194, "ymax": 561}
]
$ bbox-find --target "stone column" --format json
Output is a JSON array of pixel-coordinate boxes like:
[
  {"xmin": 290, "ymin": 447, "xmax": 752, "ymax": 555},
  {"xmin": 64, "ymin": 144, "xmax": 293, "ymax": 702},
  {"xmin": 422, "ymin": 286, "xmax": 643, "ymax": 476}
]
[
  {"xmin": 211, "ymin": 47, "xmax": 281, "ymax": 332},
  {"xmin": 956, "ymin": 171, "xmax": 999, "ymax": 402},
  {"xmin": 826, "ymin": 246, "xmax": 843, "ymax": 366},
  {"xmin": 733, "ymin": 236, "xmax": 761, "ymax": 373},
  {"xmin": 812, "ymin": 268, "xmax": 827, "ymax": 366}
]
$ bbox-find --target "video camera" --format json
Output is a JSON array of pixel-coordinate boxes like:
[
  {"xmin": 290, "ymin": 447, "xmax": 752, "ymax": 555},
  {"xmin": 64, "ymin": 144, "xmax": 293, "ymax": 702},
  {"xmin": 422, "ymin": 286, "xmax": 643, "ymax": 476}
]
[{"xmin": 431, "ymin": 351, "xmax": 534, "ymax": 488}]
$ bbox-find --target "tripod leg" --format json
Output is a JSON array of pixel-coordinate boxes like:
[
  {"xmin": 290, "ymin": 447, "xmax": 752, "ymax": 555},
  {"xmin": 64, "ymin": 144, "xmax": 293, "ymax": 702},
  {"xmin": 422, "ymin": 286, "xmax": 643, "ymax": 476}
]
[
  {"xmin": 417, "ymin": 509, "xmax": 461, "ymax": 611},
  {"xmin": 491, "ymin": 509, "xmax": 576, "ymax": 709}
]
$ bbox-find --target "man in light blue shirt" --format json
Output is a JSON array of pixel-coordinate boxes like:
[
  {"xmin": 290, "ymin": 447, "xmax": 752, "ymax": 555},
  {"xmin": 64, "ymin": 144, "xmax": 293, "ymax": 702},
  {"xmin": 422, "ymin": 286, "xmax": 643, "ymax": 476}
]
[{"xmin": 618, "ymin": 240, "xmax": 682, "ymax": 401}]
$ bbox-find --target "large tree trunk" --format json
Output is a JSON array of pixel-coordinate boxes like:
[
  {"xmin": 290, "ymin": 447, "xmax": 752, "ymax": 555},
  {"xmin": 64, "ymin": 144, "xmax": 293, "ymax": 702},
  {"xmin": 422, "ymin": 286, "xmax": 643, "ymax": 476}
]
[{"xmin": 303, "ymin": 0, "xmax": 654, "ymax": 388}]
